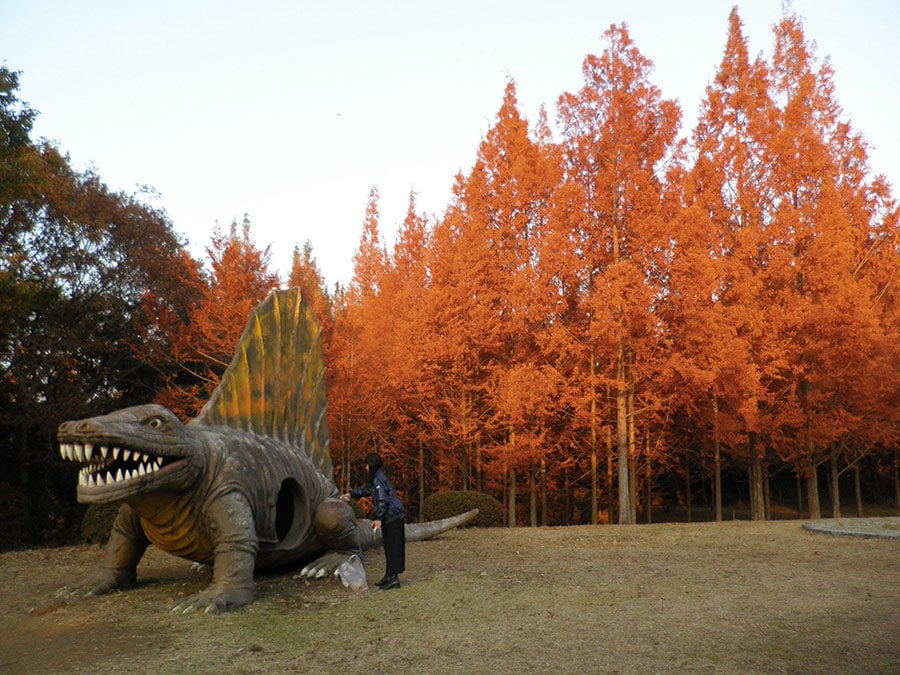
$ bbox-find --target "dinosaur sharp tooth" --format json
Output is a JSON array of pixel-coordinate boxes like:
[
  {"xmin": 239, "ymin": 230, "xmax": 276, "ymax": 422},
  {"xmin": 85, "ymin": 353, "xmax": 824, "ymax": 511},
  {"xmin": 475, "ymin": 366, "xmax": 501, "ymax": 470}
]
[
  {"xmin": 60, "ymin": 445, "xmax": 67, "ymax": 460},
  {"xmin": 115, "ymin": 469, "xmax": 124, "ymax": 483},
  {"xmin": 112, "ymin": 447, "xmax": 120, "ymax": 460},
  {"xmin": 88, "ymin": 474, "xmax": 97, "ymax": 488},
  {"xmin": 123, "ymin": 449, "xmax": 131, "ymax": 462},
  {"xmin": 100, "ymin": 446, "xmax": 109, "ymax": 459},
  {"xmin": 155, "ymin": 456, "xmax": 163, "ymax": 466},
  {"xmin": 74, "ymin": 444, "xmax": 84, "ymax": 462},
  {"xmin": 138, "ymin": 463, "xmax": 146, "ymax": 477},
  {"xmin": 105, "ymin": 471, "xmax": 114, "ymax": 485},
  {"xmin": 84, "ymin": 444, "xmax": 94, "ymax": 462},
  {"xmin": 78, "ymin": 470, "xmax": 87, "ymax": 487},
  {"xmin": 127, "ymin": 469, "xmax": 136, "ymax": 481}
]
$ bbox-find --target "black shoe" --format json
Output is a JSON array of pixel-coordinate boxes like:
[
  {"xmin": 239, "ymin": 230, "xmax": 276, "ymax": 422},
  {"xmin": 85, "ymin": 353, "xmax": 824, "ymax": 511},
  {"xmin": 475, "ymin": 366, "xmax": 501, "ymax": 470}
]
[
  {"xmin": 374, "ymin": 575, "xmax": 389, "ymax": 587},
  {"xmin": 379, "ymin": 575, "xmax": 400, "ymax": 590}
]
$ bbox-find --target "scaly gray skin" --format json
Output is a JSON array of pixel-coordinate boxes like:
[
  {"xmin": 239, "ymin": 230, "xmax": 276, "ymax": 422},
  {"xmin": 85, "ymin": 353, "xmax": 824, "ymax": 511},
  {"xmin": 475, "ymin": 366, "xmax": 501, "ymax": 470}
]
[
  {"xmin": 58, "ymin": 404, "xmax": 350, "ymax": 612},
  {"xmin": 56, "ymin": 289, "xmax": 477, "ymax": 614},
  {"xmin": 58, "ymin": 403, "xmax": 478, "ymax": 613}
]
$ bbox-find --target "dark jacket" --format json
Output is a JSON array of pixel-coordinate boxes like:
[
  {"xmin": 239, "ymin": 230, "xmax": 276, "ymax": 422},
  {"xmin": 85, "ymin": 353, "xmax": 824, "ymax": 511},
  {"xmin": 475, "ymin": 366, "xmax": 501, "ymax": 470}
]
[{"xmin": 350, "ymin": 468, "xmax": 405, "ymax": 523}]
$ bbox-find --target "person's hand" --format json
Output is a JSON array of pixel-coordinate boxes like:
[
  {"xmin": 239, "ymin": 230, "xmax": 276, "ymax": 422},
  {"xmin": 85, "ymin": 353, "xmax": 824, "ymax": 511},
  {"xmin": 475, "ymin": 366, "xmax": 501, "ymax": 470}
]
[
  {"xmin": 340, "ymin": 493, "xmax": 350, "ymax": 500},
  {"xmin": 372, "ymin": 520, "xmax": 381, "ymax": 530}
]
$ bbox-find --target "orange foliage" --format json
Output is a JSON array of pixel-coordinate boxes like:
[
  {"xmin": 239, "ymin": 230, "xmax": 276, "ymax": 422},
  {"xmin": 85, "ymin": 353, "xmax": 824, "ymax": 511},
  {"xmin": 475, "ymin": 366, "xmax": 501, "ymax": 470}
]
[
  {"xmin": 144, "ymin": 217, "xmax": 280, "ymax": 419},
  {"xmin": 322, "ymin": 10, "xmax": 898, "ymax": 524},
  {"xmin": 256, "ymin": 9, "xmax": 899, "ymax": 523}
]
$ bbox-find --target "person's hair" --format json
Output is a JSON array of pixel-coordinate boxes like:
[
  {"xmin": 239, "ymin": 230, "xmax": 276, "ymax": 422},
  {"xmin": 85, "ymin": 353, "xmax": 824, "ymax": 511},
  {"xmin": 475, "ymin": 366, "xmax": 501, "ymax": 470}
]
[{"xmin": 365, "ymin": 452, "xmax": 383, "ymax": 483}]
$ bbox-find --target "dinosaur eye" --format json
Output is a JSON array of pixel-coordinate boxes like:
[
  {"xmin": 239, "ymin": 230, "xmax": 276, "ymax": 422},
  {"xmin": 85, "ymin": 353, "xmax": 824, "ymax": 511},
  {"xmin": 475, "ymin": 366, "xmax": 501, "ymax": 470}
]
[{"xmin": 146, "ymin": 416, "xmax": 164, "ymax": 429}]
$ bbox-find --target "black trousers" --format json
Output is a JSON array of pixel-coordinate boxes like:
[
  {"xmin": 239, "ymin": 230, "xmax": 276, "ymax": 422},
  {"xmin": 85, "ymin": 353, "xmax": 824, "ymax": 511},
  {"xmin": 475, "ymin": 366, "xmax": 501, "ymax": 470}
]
[{"xmin": 382, "ymin": 517, "xmax": 406, "ymax": 576}]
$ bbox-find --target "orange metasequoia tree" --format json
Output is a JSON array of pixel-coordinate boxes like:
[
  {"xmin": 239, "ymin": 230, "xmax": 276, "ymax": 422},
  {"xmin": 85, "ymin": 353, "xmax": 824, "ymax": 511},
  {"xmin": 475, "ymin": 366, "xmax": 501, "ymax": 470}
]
[
  {"xmin": 671, "ymin": 7, "xmax": 775, "ymax": 520},
  {"xmin": 763, "ymin": 10, "xmax": 899, "ymax": 517},
  {"xmin": 328, "ymin": 187, "xmax": 396, "ymax": 492},
  {"xmin": 452, "ymin": 81, "xmax": 561, "ymax": 524},
  {"xmin": 555, "ymin": 23, "xmax": 682, "ymax": 523},
  {"xmin": 142, "ymin": 216, "xmax": 280, "ymax": 419}
]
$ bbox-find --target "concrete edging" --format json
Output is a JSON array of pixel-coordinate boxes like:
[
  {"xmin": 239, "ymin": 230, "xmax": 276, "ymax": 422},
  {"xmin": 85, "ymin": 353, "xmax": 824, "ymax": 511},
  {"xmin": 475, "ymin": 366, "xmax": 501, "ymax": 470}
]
[{"xmin": 802, "ymin": 517, "xmax": 900, "ymax": 540}]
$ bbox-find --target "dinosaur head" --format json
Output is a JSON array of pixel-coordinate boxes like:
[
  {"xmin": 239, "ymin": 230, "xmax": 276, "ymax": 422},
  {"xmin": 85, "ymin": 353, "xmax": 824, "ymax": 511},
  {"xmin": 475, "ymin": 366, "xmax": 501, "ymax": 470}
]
[{"xmin": 58, "ymin": 404, "xmax": 204, "ymax": 504}]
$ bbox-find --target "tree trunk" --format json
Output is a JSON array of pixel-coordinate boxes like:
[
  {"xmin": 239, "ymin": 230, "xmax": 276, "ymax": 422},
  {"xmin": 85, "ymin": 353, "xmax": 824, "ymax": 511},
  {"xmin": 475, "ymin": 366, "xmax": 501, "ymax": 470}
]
[
  {"xmin": 748, "ymin": 451, "xmax": 757, "ymax": 519},
  {"xmin": 795, "ymin": 471, "xmax": 804, "ymax": 518},
  {"xmin": 606, "ymin": 430, "xmax": 616, "ymax": 524},
  {"xmin": 627, "ymin": 375, "xmax": 637, "ymax": 524},
  {"xmin": 540, "ymin": 458, "xmax": 548, "ymax": 526},
  {"xmin": 685, "ymin": 447, "xmax": 693, "ymax": 523},
  {"xmin": 616, "ymin": 341, "xmax": 632, "ymax": 524},
  {"xmin": 529, "ymin": 461, "xmax": 537, "ymax": 527},
  {"xmin": 629, "ymin": 456, "xmax": 638, "ymax": 525},
  {"xmin": 418, "ymin": 441, "xmax": 425, "ymax": 522},
  {"xmin": 894, "ymin": 449, "xmax": 900, "ymax": 512},
  {"xmin": 806, "ymin": 460, "xmax": 821, "ymax": 520},
  {"xmin": 18, "ymin": 424, "xmax": 31, "ymax": 534},
  {"xmin": 712, "ymin": 397, "xmax": 722, "ymax": 522},
  {"xmin": 507, "ymin": 465, "xmax": 517, "ymax": 527},
  {"xmin": 748, "ymin": 434, "xmax": 766, "ymax": 521},
  {"xmin": 645, "ymin": 461, "xmax": 653, "ymax": 524},
  {"xmin": 341, "ymin": 444, "xmax": 351, "ymax": 494},
  {"xmin": 829, "ymin": 447, "xmax": 841, "ymax": 519},
  {"xmin": 854, "ymin": 464, "xmax": 863, "ymax": 517},
  {"xmin": 460, "ymin": 444, "xmax": 469, "ymax": 492},
  {"xmin": 476, "ymin": 445, "xmax": 483, "ymax": 493},
  {"xmin": 590, "ymin": 351, "xmax": 598, "ymax": 525}
]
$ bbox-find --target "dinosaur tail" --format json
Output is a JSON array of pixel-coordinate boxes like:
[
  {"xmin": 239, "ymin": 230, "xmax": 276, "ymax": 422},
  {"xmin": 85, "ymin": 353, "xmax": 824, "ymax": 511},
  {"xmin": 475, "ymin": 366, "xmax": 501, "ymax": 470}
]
[
  {"xmin": 404, "ymin": 509, "xmax": 479, "ymax": 542},
  {"xmin": 358, "ymin": 509, "xmax": 479, "ymax": 550}
]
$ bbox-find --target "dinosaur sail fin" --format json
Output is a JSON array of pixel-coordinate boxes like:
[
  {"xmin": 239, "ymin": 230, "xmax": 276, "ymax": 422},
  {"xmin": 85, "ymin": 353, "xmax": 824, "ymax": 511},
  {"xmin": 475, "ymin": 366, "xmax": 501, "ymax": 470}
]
[{"xmin": 193, "ymin": 289, "xmax": 332, "ymax": 477}]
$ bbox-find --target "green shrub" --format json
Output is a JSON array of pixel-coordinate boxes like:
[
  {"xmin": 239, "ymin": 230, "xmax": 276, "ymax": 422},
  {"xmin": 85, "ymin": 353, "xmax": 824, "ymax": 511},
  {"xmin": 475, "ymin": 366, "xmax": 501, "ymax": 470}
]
[
  {"xmin": 422, "ymin": 491, "xmax": 504, "ymax": 527},
  {"xmin": 80, "ymin": 503, "xmax": 120, "ymax": 544}
]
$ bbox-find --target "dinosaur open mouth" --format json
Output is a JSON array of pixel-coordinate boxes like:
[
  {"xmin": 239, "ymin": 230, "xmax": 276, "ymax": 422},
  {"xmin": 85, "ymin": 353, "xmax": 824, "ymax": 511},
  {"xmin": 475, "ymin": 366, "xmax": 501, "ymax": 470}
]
[{"xmin": 60, "ymin": 443, "xmax": 177, "ymax": 488}]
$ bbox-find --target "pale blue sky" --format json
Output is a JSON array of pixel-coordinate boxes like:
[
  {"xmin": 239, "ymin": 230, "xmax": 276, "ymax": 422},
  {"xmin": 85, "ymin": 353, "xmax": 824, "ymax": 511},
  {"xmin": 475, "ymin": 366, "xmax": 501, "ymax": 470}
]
[{"xmin": 2, "ymin": 1, "xmax": 897, "ymax": 287}]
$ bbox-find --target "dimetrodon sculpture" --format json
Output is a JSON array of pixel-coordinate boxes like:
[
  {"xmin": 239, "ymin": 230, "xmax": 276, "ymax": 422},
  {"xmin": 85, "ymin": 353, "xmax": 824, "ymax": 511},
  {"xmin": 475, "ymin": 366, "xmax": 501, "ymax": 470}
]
[{"xmin": 57, "ymin": 289, "xmax": 476, "ymax": 612}]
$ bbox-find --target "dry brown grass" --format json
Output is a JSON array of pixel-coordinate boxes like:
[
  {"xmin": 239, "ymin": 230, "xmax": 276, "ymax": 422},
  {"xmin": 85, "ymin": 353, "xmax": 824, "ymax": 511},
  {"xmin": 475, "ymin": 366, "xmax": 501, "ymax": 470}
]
[{"xmin": 1, "ymin": 520, "xmax": 898, "ymax": 674}]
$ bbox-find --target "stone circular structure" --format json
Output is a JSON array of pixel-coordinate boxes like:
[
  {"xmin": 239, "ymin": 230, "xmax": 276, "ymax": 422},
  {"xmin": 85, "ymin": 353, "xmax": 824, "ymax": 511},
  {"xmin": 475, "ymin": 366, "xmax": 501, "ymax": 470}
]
[{"xmin": 802, "ymin": 517, "xmax": 900, "ymax": 540}]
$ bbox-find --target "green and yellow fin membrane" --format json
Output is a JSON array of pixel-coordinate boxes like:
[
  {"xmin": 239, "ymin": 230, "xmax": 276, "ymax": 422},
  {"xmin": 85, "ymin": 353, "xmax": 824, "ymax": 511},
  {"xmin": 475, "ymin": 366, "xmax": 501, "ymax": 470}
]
[{"xmin": 193, "ymin": 289, "xmax": 332, "ymax": 477}]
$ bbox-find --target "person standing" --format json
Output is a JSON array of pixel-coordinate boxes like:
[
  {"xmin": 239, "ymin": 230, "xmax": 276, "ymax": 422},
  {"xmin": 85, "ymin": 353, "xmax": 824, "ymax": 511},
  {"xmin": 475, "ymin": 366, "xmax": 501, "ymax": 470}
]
[{"xmin": 343, "ymin": 452, "xmax": 406, "ymax": 590}]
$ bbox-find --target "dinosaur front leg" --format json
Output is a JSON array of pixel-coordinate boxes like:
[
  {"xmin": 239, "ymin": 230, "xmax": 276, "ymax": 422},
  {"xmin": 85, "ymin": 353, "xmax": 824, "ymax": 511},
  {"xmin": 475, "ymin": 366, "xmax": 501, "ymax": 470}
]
[
  {"xmin": 171, "ymin": 491, "xmax": 258, "ymax": 613},
  {"xmin": 89, "ymin": 504, "xmax": 149, "ymax": 595}
]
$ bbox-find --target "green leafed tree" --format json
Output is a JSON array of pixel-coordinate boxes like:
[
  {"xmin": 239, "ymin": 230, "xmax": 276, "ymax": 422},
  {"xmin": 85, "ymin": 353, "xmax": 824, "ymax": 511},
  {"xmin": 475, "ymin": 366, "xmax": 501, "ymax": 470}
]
[{"xmin": 0, "ymin": 66, "xmax": 199, "ymax": 547}]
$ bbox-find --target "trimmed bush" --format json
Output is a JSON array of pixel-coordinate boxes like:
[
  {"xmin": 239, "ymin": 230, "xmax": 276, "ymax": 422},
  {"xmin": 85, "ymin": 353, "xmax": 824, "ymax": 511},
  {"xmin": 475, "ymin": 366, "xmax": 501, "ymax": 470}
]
[
  {"xmin": 349, "ymin": 498, "xmax": 366, "ymax": 520},
  {"xmin": 422, "ymin": 491, "xmax": 504, "ymax": 527}
]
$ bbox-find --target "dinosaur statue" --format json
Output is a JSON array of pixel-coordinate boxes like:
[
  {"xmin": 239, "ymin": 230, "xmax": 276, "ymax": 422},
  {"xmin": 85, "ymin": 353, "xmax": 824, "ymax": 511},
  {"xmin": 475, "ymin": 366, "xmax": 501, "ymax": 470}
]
[{"xmin": 57, "ymin": 289, "xmax": 476, "ymax": 613}]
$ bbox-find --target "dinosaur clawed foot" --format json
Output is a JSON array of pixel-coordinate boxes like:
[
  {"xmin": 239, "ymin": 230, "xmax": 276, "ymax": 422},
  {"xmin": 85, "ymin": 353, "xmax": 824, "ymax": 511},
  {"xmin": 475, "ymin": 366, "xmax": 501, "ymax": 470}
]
[
  {"xmin": 298, "ymin": 551, "xmax": 368, "ymax": 590},
  {"xmin": 170, "ymin": 586, "xmax": 254, "ymax": 614}
]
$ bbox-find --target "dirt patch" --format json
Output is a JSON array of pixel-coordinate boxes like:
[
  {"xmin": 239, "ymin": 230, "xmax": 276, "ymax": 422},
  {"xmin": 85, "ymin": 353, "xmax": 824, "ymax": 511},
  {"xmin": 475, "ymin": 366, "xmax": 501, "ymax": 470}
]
[{"xmin": 1, "ymin": 520, "xmax": 898, "ymax": 674}]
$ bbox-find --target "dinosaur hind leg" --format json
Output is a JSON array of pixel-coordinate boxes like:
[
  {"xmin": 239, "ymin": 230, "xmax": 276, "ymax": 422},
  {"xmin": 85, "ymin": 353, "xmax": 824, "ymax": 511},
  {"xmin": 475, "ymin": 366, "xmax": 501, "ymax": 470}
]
[{"xmin": 298, "ymin": 499, "xmax": 367, "ymax": 580}]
